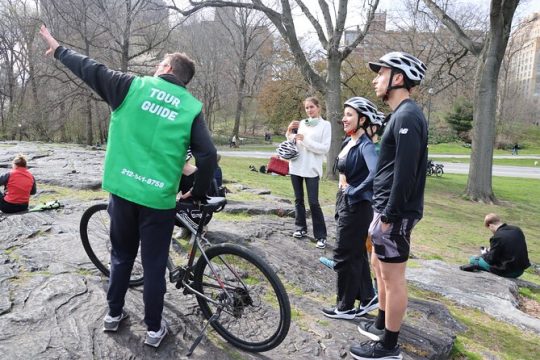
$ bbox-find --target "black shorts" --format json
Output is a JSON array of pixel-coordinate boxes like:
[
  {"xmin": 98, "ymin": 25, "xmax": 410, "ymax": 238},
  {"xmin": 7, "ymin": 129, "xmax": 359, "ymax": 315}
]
[{"xmin": 369, "ymin": 212, "xmax": 419, "ymax": 263}]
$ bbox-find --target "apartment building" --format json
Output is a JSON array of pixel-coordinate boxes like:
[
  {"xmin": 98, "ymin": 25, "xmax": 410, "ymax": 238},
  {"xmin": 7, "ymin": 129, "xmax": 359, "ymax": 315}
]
[{"xmin": 508, "ymin": 12, "xmax": 540, "ymax": 98}]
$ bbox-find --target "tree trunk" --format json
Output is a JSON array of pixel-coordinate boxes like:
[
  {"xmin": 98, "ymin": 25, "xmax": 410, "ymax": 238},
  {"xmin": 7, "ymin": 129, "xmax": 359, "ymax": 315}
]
[
  {"xmin": 467, "ymin": 55, "xmax": 496, "ymax": 202},
  {"xmin": 233, "ymin": 59, "xmax": 247, "ymax": 138},
  {"xmin": 85, "ymin": 97, "xmax": 94, "ymax": 145},
  {"xmin": 465, "ymin": 1, "xmax": 517, "ymax": 203},
  {"xmin": 324, "ymin": 54, "xmax": 342, "ymax": 180}
]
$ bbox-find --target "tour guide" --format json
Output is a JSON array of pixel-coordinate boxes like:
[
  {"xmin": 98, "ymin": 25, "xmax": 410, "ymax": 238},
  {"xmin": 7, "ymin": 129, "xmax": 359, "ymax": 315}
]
[{"xmin": 39, "ymin": 26, "xmax": 217, "ymax": 348}]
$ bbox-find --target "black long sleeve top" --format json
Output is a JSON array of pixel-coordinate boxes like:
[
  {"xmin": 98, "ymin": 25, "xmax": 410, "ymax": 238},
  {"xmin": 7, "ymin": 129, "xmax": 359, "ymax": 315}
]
[
  {"xmin": 483, "ymin": 224, "xmax": 531, "ymax": 274},
  {"xmin": 372, "ymin": 99, "xmax": 428, "ymax": 221}
]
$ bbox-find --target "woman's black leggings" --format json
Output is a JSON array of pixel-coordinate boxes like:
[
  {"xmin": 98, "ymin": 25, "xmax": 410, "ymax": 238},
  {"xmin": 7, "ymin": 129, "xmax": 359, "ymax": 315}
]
[{"xmin": 333, "ymin": 192, "xmax": 374, "ymax": 310}]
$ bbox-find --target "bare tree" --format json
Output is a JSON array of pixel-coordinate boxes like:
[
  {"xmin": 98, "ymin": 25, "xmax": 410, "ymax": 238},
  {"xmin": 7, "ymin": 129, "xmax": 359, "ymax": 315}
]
[
  {"xmin": 422, "ymin": 0, "xmax": 520, "ymax": 203},
  {"xmin": 166, "ymin": 0, "xmax": 380, "ymax": 179},
  {"xmin": 170, "ymin": 14, "xmax": 225, "ymax": 131},
  {"xmin": 215, "ymin": 7, "xmax": 274, "ymax": 139}
]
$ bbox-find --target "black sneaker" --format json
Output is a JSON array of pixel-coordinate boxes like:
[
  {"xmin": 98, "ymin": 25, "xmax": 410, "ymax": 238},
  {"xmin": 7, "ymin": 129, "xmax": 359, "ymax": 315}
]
[
  {"xmin": 350, "ymin": 340, "xmax": 402, "ymax": 360},
  {"xmin": 357, "ymin": 319, "xmax": 384, "ymax": 341},
  {"xmin": 356, "ymin": 295, "xmax": 379, "ymax": 317},
  {"xmin": 459, "ymin": 264, "xmax": 481, "ymax": 272},
  {"xmin": 322, "ymin": 307, "xmax": 357, "ymax": 319}
]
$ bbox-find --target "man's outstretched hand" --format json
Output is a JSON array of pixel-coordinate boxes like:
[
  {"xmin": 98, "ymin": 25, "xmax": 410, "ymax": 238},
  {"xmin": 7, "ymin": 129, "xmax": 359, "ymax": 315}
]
[{"xmin": 39, "ymin": 25, "xmax": 59, "ymax": 56}]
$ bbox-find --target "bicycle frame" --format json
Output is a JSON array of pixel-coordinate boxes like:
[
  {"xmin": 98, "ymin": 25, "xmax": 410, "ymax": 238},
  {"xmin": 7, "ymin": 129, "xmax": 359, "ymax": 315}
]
[
  {"xmin": 168, "ymin": 200, "xmax": 254, "ymax": 355},
  {"xmin": 167, "ymin": 202, "xmax": 247, "ymax": 311}
]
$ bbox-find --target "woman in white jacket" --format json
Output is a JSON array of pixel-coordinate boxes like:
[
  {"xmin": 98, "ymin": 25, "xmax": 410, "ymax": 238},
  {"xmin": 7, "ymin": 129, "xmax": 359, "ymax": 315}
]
[{"xmin": 285, "ymin": 97, "xmax": 331, "ymax": 248}]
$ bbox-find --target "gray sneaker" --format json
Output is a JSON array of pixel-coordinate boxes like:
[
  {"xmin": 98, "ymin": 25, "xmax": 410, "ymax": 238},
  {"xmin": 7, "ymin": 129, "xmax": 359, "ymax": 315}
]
[
  {"xmin": 103, "ymin": 310, "xmax": 129, "ymax": 332},
  {"xmin": 357, "ymin": 319, "xmax": 384, "ymax": 341},
  {"xmin": 144, "ymin": 319, "xmax": 168, "ymax": 348}
]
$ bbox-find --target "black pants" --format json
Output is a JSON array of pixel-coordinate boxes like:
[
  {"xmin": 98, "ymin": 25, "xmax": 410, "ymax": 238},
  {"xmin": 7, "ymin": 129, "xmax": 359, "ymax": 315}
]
[
  {"xmin": 106, "ymin": 194, "xmax": 176, "ymax": 331},
  {"xmin": 333, "ymin": 191, "xmax": 374, "ymax": 310},
  {"xmin": 0, "ymin": 195, "xmax": 28, "ymax": 213},
  {"xmin": 290, "ymin": 175, "xmax": 327, "ymax": 239}
]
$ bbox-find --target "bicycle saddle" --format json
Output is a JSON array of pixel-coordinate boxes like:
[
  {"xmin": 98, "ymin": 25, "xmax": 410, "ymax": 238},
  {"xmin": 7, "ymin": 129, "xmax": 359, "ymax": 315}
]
[{"xmin": 201, "ymin": 197, "xmax": 227, "ymax": 213}]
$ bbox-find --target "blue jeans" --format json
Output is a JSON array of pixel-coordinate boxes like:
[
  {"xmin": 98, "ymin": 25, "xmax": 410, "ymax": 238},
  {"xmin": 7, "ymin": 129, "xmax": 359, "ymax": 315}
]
[
  {"xmin": 469, "ymin": 256, "xmax": 524, "ymax": 278},
  {"xmin": 290, "ymin": 175, "xmax": 327, "ymax": 239}
]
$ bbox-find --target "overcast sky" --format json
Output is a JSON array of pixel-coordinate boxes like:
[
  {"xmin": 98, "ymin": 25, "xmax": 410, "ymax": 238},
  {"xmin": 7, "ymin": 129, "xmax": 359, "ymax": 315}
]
[{"xmin": 293, "ymin": 0, "xmax": 540, "ymax": 38}]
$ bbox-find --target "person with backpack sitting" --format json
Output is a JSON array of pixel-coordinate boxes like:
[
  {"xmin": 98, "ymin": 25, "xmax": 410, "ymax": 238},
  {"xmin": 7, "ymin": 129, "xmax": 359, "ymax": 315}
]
[{"xmin": 0, "ymin": 154, "xmax": 37, "ymax": 213}]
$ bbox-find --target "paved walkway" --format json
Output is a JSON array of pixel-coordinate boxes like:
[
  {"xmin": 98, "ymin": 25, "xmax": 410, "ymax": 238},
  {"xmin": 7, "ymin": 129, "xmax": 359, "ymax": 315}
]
[{"xmin": 219, "ymin": 151, "xmax": 540, "ymax": 179}]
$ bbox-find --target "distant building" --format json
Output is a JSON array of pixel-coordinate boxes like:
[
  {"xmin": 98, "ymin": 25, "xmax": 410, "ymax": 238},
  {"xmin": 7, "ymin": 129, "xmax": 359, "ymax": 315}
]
[
  {"xmin": 506, "ymin": 12, "xmax": 540, "ymax": 125},
  {"xmin": 508, "ymin": 12, "xmax": 540, "ymax": 98}
]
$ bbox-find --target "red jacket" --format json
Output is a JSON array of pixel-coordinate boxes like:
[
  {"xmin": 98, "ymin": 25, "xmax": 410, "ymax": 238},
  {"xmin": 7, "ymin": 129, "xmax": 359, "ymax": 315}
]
[{"xmin": 2, "ymin": 167, "xmax": 36, "ymax": 204}]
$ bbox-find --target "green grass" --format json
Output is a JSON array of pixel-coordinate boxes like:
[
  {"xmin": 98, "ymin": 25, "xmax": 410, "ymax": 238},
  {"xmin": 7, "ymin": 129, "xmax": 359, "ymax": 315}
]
[
  {"xmin": 416, "ymin": 174, "xmax": 540, "ymax": 265},
  {"xmin": 219, "ymin": 156, "xmax": 338, "ymax": 205},
  {"xmin": 409, "ymin": 287, "xmax": 540, "ymax": 360},
  {"xmin": 33, "ymin": 184, "xmax": 107, "ymax": 205},
  {"xmin": 519, "ymin": 287, "xmax": 540, "ymax": 303}
]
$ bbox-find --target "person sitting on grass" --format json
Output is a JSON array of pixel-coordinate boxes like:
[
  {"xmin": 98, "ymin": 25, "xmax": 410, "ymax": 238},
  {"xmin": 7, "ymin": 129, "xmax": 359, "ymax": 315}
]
[
  {"xmin": 460, "ymin": 213, "xmax": 530, "ymax": 278},
  {"xmin": 0, "ymin": 155, "xmax": 37, "ymax": 214}
]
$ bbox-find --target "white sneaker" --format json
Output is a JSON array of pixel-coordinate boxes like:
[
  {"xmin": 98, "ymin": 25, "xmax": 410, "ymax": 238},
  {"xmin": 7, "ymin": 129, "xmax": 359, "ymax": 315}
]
[
  {"xmin": 144, "ymin": 319, "xmax": 168, "ymax": 348},
  {"xmin": 316, "ymin": 238, "xmax": 327, "ymax": 249}
]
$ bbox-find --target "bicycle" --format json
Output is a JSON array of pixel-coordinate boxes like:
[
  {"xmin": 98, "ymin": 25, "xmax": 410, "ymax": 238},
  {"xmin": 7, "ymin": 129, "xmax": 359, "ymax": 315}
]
[
  {"xmin": 80, "ymin": 197, "xmax": 291, "ymax": 355},
  {"xmin": 426, "ymin": 159, "xmax": 444, "ymax": 177}
]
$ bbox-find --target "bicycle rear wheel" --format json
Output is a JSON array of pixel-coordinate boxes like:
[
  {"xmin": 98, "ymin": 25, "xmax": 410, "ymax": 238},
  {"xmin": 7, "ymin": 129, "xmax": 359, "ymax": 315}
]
[
  {"xmin": 79, "ymin": 203, "xmax": 144, "ymax": 286},
  {"xmin": 435, "ymin": 167, "xmax": 444, "ymax": 177},
  {"xmin": 193, "ymin": 244, "xmax": 290, "ymax": 352}
]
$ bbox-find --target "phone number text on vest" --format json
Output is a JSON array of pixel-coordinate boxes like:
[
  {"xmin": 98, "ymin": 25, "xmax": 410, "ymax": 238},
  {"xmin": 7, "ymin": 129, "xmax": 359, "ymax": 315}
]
[{"xmin": 121, "ymin": 168, "xmax": 165, "ymax": 188}]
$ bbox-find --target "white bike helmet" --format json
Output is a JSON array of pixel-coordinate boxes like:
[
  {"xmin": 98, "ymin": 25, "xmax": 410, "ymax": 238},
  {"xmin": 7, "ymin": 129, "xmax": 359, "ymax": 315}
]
[
  {"xmin": 372, "ymin": 111, "xmax": 385, "ymax": 127},
  {"xmin": 343, "ymin": 97, "xmax": 380, "ymax": 124},
  {"xmin": 277, "ymin": 140, "xmax": 299, "ymax": 160},
  {"xmin": 369, "ymin": 51, "xmax": 426, "ymax": 84}
]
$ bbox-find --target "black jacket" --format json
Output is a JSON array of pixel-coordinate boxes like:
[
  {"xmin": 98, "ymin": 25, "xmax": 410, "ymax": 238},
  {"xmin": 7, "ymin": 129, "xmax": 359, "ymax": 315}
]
[
  {"xmin": 372, "ymin": 99, "xmax": 428, "ymax": 221},
  {"xmin": 54, "ymin": 47, "xmax": 216, "ymax": 199},
  {"xmin": 483, "ymin": 224, "xmax": 531, "ymax": 274},
  {"xmin": 339, "ymin": 134, "xmax": 378, "ymax": 205}
]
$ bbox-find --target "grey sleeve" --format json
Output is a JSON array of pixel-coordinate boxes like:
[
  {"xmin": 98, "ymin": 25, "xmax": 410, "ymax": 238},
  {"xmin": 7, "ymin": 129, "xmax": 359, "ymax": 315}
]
[{"xmin": 0, "ymin": 173, "xmax": 9, "ymax": 187}]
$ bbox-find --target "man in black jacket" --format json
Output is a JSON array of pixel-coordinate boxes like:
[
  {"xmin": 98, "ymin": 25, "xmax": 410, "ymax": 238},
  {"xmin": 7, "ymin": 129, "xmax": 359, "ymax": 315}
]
[
  {"xmin": 350, "ymin": 52, "xmax": 428, "ymax": 360},
  {"xmin": 461, "ymin": 213, "xmax": 530, "ymax": 278},
  {"xmin": 39, "ymin": 25, "xmax": 216, "ymax": 348}
]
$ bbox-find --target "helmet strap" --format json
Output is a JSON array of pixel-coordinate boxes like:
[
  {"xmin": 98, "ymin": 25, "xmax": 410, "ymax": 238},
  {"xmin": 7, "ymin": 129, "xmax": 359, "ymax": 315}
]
[{"xmin": 383, "ymin": 69, "xmax": 406, "ymax": 102}]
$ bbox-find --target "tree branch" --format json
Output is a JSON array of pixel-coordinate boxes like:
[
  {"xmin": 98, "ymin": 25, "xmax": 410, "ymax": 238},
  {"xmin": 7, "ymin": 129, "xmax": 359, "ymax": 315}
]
[
  {"xmin": 294, "ymin": 0, "xmax": 328, "ymax": 48},
  {"xmin": 422, "ymin": 0, "xmax": 484, "ymax": 56},
  {"xmin": 341, "ymin": 0, "xmax": 379, "ymax": 60}
]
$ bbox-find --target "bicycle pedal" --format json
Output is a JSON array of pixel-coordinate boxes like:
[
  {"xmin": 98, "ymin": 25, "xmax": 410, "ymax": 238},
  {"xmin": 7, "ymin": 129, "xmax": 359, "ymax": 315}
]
[{"xmin": 169, "ymin": 267, "xmax": 183, "ymax": 283}]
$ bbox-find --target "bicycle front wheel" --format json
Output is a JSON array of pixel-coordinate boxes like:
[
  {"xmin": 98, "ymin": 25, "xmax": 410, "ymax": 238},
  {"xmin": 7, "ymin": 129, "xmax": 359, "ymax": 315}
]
[
  {"xmin": 193, "ymin": 244, "xmax": 291, "ymax": 352},
  {"xmin": 79, "ymin": 203, "xmax": 144, "ymax": 286},
  {"xmin": 435, "ymin": 167, "xmax": 444, "ymax": 177}
]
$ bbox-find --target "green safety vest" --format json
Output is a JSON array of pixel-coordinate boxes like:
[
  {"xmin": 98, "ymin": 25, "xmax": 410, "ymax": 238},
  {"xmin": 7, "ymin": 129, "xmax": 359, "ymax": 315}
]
[{"xmin": 102, "ymin": 76, "xmax": 202, "ymax": 209}]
